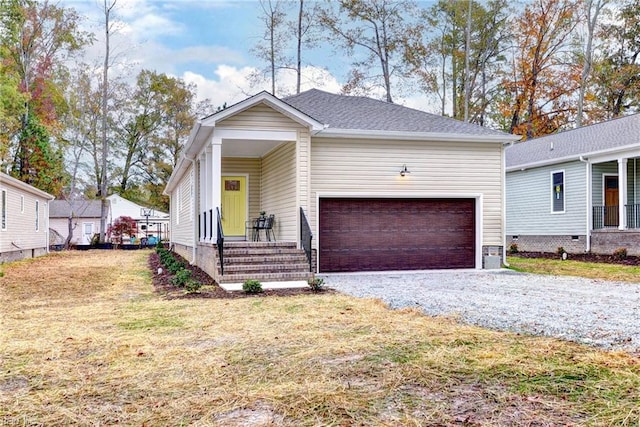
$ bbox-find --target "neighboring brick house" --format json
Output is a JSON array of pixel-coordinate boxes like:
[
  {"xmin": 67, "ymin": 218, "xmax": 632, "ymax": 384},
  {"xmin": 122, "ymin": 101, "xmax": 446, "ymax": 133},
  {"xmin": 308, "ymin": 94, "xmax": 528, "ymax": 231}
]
[
  {"xmin": 0, "ymin": 172, "xmax": 54, "ymax": 263},
  {"xmin": 506, "ymin": 113, "xmax": 640, "ymax": 255},
  {"xmin": 164, "ymin": 89, "xmax": 518, "ymax": 286}
]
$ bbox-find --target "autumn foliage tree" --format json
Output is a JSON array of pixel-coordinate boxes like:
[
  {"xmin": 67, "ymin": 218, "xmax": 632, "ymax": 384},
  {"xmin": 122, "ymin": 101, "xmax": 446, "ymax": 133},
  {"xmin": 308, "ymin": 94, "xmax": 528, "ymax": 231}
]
[
  {"xmin": 107, "ymin": 215, "xmax": 137, "ymax": 244},
  {"xmin": 498, "ymin": 0, "xmax": 580, "ymax": 139}
]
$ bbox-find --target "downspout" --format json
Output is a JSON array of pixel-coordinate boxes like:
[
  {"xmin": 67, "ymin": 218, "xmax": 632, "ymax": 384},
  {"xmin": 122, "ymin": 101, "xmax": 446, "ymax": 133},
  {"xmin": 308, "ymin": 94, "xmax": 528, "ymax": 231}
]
[
  {"xmin": 189, "ymin": 157, "xmax": 197, "ymax": 265},
  {"xmin": 580, "ymin": 156, "xmax": 591, "ymax": 252},
  {"xmin": 502, "ymin": 142, "xmax": 509, "ymax": 267}
]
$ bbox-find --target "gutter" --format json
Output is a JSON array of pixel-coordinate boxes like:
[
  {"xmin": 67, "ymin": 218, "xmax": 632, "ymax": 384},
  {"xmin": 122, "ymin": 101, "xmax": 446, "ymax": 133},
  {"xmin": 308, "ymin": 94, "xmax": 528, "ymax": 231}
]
[{"xmin": 315, "ymin": 128, "xmax": 521, "ymax": 144}]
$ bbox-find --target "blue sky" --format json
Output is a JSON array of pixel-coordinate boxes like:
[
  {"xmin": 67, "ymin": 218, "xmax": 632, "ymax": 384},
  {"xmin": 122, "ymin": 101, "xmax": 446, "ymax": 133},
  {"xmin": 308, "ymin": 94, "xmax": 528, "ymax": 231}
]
[{"xmin": 60, "ymin": 0, "xmax": 432, "ymax": 111}]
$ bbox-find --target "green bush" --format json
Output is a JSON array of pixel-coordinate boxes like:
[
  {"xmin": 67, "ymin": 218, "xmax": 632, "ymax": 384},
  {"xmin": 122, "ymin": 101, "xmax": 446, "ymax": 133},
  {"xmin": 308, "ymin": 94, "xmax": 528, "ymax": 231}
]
[
  {"xmin": 170, "ymin": 268, "xmax": 192, "ymax": 287},
  {"xmin": 243, "ymin": 279, "xmax": 263, "ymax": 294},
  {"xmin": 185, "ymin": 279, "xmax": 202, "ymax": 293},
  {"xmin": 308, "ymin": 277, "xmax": 325, "ymax": 292},
  {"xmin": 508, "ymin": 243, "xmax": 519, "ymax": 254}
]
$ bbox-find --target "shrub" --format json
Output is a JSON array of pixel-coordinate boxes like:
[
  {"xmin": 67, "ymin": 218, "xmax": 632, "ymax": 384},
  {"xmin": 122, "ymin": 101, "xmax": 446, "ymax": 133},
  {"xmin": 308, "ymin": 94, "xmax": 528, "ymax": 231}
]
[
  {"xmin": 167, "ymin": 260, "xmax": 184, "ymax": 274},
  {"xmin": 170, "ymin": 268, "xmax": 192, "ymax": 287},
  {"xmin": 508, "ymin": 243, "xmax": 519, "ymax": 254},
  {"xmin": 184, "ymin": 279, "xmax": 202, "ymax": 293},
  {"xmin": 557, "ymin": 247, "xmax": 567, "ymax": 256},
  {"xmin": 308, "ymin": 277, "xmax": 325, "ymax": 292},
  {"xmin": 243, "ymin": 279, "xmax": 263, "ymax": 294},
  {"xmin": 613, "ymin": 247, "xmax": 628, "ymax": 261}
]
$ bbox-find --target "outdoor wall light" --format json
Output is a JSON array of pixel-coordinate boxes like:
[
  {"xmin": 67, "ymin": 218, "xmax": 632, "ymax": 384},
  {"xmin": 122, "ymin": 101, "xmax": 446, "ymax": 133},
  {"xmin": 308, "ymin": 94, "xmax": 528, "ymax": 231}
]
[{"xmin": 400, "ymin": 164, "xmax": 410, "ymax": 177}]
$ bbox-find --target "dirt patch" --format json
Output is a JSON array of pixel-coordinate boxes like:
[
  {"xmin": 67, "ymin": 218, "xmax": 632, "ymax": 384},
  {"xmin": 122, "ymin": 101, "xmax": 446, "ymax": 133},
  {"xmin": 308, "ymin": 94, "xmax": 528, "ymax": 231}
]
[
  {"xmin": 511, "ymin": 251, "xmax": 640, "ymax": 266},
  {"xmin": 148, "ymin": 251, "xmax": 331, "ymax": 299}
]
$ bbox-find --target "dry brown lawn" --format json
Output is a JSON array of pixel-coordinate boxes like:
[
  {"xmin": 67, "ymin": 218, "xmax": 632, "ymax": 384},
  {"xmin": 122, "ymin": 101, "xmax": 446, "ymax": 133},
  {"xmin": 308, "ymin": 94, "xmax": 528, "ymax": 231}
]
[{"xmin": 1, "ymin": 250, "xmax": 640, "ymax": 426}]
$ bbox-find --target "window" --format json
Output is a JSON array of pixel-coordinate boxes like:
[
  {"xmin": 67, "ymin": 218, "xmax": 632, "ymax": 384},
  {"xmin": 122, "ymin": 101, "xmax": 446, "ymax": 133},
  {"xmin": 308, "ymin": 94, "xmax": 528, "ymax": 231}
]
[
  {"xmin": 35, "ymin": 200, "xmax": 39, "ymax": 231},
  {"xmin": 551, "ymin": 171, "xmax": 565, "ymax": 213},
  {"xmin": 20, "ymin": 195, "xmax": 24, "ymax": 213},
  {"xmin": 1, "ymin": 189, "xmax": 6, "ymax": 230}
]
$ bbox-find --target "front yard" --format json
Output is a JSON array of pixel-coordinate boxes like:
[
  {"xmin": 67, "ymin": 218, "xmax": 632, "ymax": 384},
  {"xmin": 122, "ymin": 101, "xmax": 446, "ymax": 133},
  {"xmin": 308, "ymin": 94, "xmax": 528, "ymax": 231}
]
[{"xmin": 1, "ymin": 250, "xmax": 639, "ymax": 425}]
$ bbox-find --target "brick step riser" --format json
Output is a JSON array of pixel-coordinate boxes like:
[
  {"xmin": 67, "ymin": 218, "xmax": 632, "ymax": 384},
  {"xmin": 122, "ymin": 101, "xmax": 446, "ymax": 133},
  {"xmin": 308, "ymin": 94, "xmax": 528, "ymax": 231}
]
[
  {"xmin": 224, "ymin": 255, "xmax": 308, "ymax": 264},
  {"xmin": 223, "ymin": 264, "xmax": 311, "ymax": 274},
  {"xmin": 223, "ymin": 242, "xmax": 297, "ymax": 249},
  {"xmin": 224, "ymin": 249, "xmax": 306, "ymax": 258}
]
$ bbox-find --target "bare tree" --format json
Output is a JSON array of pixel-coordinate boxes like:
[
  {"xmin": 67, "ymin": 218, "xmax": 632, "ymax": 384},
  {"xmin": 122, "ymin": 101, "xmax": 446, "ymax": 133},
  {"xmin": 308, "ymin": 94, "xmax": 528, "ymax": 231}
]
[
  {"xmin": 576, "ymin": 0, "xmax": 610, "ymax": 127},
  {"xmin": 99, "ymin": 0, "xmax": 117, "ymax": 244},
  {"xmin": 319, "ymin": 0, "xmax": 418, "ymax": 103}
]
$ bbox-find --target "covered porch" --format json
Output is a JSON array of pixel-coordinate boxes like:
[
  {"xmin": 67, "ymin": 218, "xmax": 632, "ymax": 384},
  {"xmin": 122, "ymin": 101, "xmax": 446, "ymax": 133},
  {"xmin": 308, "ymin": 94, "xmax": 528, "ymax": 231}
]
[{"xmin": 590, "ymin": 157, "xmax": 640, "ymax": 230}]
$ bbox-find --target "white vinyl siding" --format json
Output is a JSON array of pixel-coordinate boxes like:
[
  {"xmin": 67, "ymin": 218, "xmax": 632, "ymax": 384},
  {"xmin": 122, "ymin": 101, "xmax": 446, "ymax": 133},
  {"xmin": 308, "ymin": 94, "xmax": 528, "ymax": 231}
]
[
  {"xmin": 170, "ymin": 164, "xmax": 194, "ymax": 246},
  {"xmin": 261, "ymin": 142, "xmax": 297, "ymax": 241},
  {"xmin": 506, "ymin": 161, "xmax": 586, "ymax": 235},
  {"xmin": 311, "ymin": 138, "xmax": 504, "ymax": 248},
  {"xmin": 218, "ymin": 104, "xmax": 303, "ymax": 130}
]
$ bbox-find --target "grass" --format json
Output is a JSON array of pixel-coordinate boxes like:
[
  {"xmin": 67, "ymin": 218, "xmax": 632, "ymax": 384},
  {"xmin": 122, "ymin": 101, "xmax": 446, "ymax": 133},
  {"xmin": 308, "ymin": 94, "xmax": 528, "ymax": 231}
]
[
  {"xmin": 1, "ymin": 251, "xmax": 639, "ymax": 425},
  {"xmin": 507, "ymin": 255, "xmax": 640, "ymax": 282}
]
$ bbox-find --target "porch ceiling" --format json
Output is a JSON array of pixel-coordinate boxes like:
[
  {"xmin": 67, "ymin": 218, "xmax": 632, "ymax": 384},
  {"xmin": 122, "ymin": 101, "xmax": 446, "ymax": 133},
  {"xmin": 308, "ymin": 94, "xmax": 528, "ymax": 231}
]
[{"xmin": 221, "ymin": 139, "xmax": 286, "ymax": 158}]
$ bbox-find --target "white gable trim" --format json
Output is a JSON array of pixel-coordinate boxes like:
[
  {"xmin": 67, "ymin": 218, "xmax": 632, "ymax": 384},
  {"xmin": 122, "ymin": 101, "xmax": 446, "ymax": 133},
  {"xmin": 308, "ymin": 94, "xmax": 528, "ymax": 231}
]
[{"xmin": 201, "ymin": 91, "xmax": 324, "ymax": 132}]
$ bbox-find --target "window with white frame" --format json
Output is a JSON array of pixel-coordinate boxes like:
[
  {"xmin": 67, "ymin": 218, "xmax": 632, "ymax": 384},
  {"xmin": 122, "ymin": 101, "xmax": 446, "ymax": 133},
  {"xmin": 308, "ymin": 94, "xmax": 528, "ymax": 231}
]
[
  {"xmin": 551, "ymin": 170, "xmax": 565, "ymax": 213},
  {"xmin": 35, "ymin": 200, "xmax": 40, "ymax": 231},
  {"xmin": 20, "ymin": 195, "xmax": 24, "ymax": 213},
  {"xmin": 1, "ymin": 189, "xmax": 6, "ymax": 230}
]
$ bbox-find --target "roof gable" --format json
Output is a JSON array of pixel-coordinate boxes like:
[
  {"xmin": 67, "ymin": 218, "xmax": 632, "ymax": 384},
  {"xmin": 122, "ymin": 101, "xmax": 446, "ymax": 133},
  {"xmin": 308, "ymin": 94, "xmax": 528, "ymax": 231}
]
[{"xmin": 506, "ymin": 114, "xmax": 640, "ymax": 170}]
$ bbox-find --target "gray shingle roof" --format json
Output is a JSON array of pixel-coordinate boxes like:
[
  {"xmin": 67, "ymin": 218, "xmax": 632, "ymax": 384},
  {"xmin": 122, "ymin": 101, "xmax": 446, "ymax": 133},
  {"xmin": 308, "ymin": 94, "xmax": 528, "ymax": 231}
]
[
  {"xmin": 49, "ymin": 199, "xmax": 104, "ymax": 218},
  {"xmin": 282, "ymin": 89, "xmax": 509, "ymax": 136},
  {"xmin": 506, "ymin": 114, "xmax": 640, "ymax": 169}
]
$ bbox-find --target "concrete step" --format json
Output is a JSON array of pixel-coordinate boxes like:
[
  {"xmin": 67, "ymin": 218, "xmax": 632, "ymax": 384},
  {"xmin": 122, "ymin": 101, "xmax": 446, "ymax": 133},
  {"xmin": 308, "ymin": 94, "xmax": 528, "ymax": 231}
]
[
  {"xmin": 224, "ymin": 247, "xmax": 304, "ymax": 256},
  {"xmin": 217, "ymin": 271, "xmax": 314, "ymax": 284}
]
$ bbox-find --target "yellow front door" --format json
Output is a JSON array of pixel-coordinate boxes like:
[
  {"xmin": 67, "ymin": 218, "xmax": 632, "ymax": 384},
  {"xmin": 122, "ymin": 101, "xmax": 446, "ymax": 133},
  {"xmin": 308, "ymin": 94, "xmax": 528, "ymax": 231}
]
[{"xmin": 221, "ymin": 176, "xmax": 247, "ymax": 237}]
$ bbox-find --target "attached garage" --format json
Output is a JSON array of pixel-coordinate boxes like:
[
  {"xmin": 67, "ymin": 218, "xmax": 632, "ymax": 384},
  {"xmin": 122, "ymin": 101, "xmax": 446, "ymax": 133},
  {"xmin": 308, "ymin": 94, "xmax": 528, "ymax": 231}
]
[{"xmin": 318, "ymin": 198, "xmax": 476, "ymax": 273}]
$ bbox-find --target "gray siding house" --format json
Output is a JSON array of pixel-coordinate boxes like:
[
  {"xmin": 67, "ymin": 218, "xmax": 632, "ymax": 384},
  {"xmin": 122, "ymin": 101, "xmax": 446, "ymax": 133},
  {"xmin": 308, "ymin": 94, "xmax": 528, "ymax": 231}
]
[
  {"xmin": 506, "ymin": 114, "xmax": 640, "ymax": 254},
  {"xmin": 165, "ymin": 89, "xmax": 518, "ymax": 286}
]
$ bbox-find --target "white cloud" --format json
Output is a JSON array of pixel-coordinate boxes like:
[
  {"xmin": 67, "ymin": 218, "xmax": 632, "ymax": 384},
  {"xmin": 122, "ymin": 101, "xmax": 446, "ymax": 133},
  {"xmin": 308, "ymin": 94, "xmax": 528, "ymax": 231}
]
[{"xmin": 183, "ymin": 65, "xmax": 344, "ymax": 109}]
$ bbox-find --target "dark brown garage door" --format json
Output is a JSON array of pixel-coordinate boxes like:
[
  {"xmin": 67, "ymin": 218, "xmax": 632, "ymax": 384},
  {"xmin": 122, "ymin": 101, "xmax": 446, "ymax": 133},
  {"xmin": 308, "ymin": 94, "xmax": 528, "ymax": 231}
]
[{"xmin": 319, "ymin": 198, "xmax": 475, "ymax": 272}]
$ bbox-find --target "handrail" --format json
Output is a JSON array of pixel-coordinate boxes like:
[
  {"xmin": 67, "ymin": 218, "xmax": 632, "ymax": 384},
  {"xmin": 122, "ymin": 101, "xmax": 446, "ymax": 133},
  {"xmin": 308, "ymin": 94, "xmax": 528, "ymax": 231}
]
[
  {"xmin": 300, "ymin": 207, "xmax": 313, "ymax": 272},
  {"xmin": 216, "ymin": 207, "xmax": 224, "ymax": 275}
]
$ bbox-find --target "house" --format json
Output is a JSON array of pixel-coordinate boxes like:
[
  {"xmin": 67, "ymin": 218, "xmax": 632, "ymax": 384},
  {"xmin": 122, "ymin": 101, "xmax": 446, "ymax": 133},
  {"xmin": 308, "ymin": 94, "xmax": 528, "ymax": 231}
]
[
  {"xmin": 164, "ymin": 89, "xmax": 519, "ymax": 285},
  {"xmin": 0, "ymin": 172, "xmax": 54, "ymax": 263},
  {"xmin": 49, "ymin": 199, "xmax": 105, "ymax": 246},
  {"xmin": 107, "ymin": 194, "xmax": 169, "ymax": 242},
  {"xmin": 506, "ymin": 113, "xmax": 640, "ymax": 255}
]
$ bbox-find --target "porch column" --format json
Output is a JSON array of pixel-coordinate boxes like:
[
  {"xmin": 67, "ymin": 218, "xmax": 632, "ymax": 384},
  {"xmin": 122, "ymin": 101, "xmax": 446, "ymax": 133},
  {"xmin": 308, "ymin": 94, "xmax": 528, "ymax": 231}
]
[
  {"xmin": 204, "ymin": 146, "xmax": 212, "ymax": 241},
  {"xmin": 211, "ymin": 136, "xmax": 222, "ymax": 241},
  {"xmin": 198, "ymin": 154, "xmax": 205, "ymax": 242},
  {"xmin": 618, "ymin": 158, "xmax": 628, "ymax": 230}
]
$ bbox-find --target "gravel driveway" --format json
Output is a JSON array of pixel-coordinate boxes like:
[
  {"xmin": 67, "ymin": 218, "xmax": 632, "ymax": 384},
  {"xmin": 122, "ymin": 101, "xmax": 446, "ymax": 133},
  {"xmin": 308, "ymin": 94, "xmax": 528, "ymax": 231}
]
[{"xmin": 321, "ymin": 269, "xmax": 640, "ymax": 353}]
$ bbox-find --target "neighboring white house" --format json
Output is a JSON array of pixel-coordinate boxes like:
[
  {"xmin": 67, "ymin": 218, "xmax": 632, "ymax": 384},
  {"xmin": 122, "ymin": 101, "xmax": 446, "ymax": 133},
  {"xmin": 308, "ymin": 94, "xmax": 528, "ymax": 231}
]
[
  {"xmin": 164, "ymin": 89, "xmax": 519, "ymax": 283},
  {"xmin": 506, "ymin": 113, "xmax": 640, "ymax": 255},
  {"xmin": 49, "ymin": 199, "xmax": 105, "ymax": 246},
  {"xmin": 107, "ymin": 194, "xmax": 170, "ymax": 242},
  {"xmin": 0, "ymin": 172, "xmax": 54, "ymax": 263}
]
